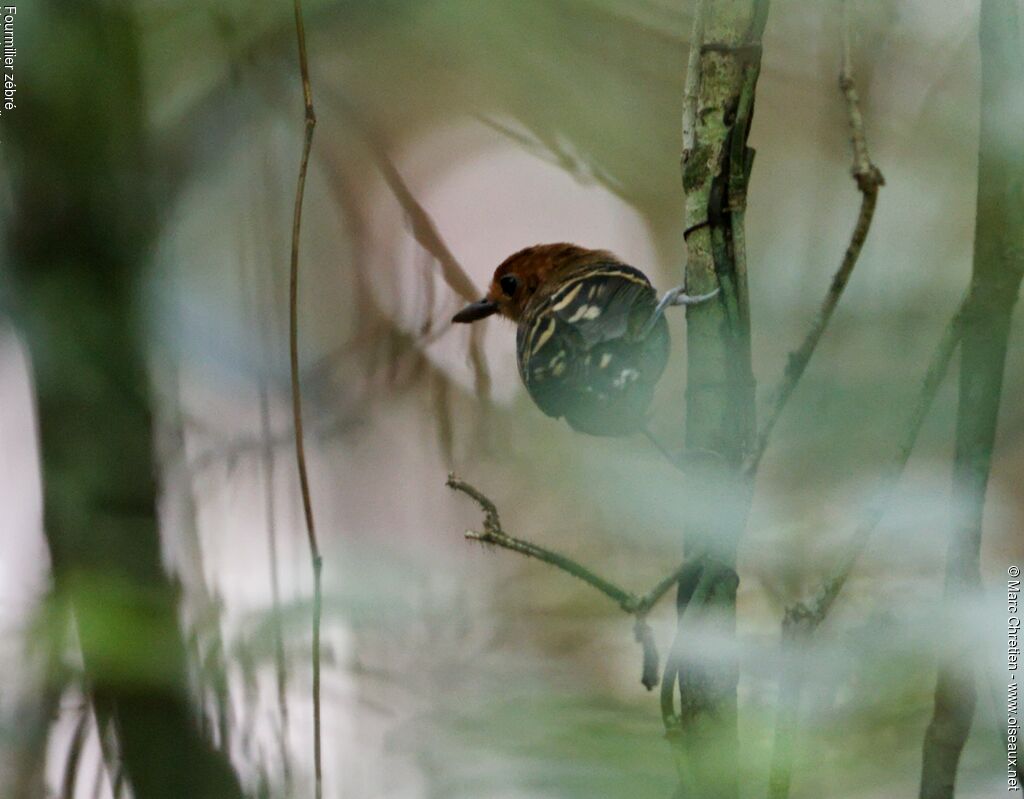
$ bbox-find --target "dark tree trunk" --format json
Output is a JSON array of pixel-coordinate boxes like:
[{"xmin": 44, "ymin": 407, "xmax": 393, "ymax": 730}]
[{"xmin": 6, "ymin": 3, "xmax": 245, "ymax": 797}]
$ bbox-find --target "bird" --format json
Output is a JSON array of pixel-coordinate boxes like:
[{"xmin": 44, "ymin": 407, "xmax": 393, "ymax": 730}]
[{"xmin": 452, "ymin": 243, "xmax": 717, "ymax": 436}]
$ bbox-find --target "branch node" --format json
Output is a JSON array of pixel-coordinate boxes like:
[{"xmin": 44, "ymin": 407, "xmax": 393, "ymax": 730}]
[
  {"xmin": 745, "ymin": 0, "xmax": 884, "ymax": 477},
  {"xmin": 853, "ymin": 163, "xmax": 885, "ymax": 194},
  {"xmin": 447, "ymin": 475, "xmax": 691, "ymax": 691}
]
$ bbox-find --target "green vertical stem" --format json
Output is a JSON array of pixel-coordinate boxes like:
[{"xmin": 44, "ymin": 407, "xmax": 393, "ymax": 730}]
[
  {"xmin": 919, "ymin": 1, "xmax": 1024, "ymax": 797},
  {"xmin": 667, "ymin": 1, "xmax": 769, "ymax": 795}
]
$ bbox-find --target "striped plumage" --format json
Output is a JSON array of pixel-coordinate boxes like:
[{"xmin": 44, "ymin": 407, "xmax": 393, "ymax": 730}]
[{"xmin": 452, "ymin": 243, "xmax": 670, "ymax": 436}]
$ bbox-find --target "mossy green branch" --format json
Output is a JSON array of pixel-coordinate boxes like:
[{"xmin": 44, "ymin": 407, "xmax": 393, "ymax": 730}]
[{"xmin": 667, "ymin": 2, "xmax": 770, "ymax": 796}]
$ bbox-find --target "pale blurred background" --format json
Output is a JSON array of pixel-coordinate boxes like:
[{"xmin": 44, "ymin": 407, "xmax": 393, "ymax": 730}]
[{"xmin": 1, "ymin": 1, "xmax": 1021, "ymax": 797}]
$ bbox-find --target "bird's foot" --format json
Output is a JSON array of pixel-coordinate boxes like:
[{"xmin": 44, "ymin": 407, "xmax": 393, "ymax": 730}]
[
  {"xmin": 640, "ymin": 286, "xmax": 720, "ymax": 338},
  {"xmin": 660, "ymin": 285, "xmax": 721, "ymax": 308}
]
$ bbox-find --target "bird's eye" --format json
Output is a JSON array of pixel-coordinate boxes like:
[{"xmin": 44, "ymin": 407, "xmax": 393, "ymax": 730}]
[{"xmin": 499, "ymin": 274, "xmax": 519, "ymax": 296}]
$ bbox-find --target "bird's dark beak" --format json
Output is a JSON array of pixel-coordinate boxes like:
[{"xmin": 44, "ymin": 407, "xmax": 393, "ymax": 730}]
[{"xmin": 452, "ymin": 298, "xmax": 499, "ymax": 323}]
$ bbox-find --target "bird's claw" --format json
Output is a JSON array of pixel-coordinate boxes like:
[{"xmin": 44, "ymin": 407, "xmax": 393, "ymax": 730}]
[
  {"xmin": 641, "ymin": 286, "xmax": 720, "ymax": 338},
  {"xmin": 662, "ymin": 286, "xmax": 721, "ymax": 307}
]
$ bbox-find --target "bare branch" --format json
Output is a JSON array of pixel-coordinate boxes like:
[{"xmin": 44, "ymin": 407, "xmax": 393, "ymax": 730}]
[
  {"xmin": 805, "ymin": 301, "xmax": 962, "ymax": 626},
  {"xmin": 477, "ymin": 116, "xmax": 593, "ymax": 185},
  {"xmin": 747, "ymin": 0, "xmax": 884, "ymax": 476},
  {"xmin": 447, "ymin": 474, "xmax": 501, "ymax": 531},
  {"xmin": 766, "ymin": 301, "xmax": 964, "ymax": 799},
  {"xmin": 448, "ymin": 474, "xmax": 634, "ymax": 607},
  {"xmin": 318, "ymin": 89, "xmax": 493, "ymax": 406},
  {"xmin": 638, "ymin": 560, "xmax": 703, "ymax": 615},
  {"xmin": 447, "ymin": 474, "xmax": 691, "ymax": 689},
  {"xmin": 287, "ymin": 0, "xmax": 323, "ymax": 795},
  {"xmin": 319, "ymin": 89, "xmax": 479, "ymax": 302}
]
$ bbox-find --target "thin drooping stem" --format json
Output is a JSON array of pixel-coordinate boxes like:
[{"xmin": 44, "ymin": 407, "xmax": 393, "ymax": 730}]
[
  {"xmin": 920, "ymin": 1, "xmax": 1024, "ymax": 796},
  {"xmin": 447, "ymin": 474, "xmax": 693, "ymax": 688},
  {"xmin": 767, "ymin": 302, "xmax": 964, "ymax": 799},
  {"xmin": 288, "ymin": 0, "xmax": 323, "ymax": 796},
  {"xmin": 747, "ymin": 0, "xmax": 884, "ymax": 476}
]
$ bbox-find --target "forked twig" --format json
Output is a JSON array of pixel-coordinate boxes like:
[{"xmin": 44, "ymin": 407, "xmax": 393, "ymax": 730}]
[
  {"xmin": 288, "ymin": 0, "xmax": 323, "ymax": 796},
  {"xmin": 747, "ymin": 0, "xmax": 884, "ymax": 476},
  {"xmin": 447, "ymin": 474, "xmax": 692, "ymax": 689}
]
